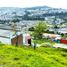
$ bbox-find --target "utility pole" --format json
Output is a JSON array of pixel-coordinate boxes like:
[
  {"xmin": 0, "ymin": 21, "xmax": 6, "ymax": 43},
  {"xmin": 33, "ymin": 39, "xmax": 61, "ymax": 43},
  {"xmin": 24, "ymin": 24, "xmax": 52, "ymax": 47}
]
[
  {"xmin": 33, "ymin": 36, "xmax": 37, "ymax": 50},
  {"xmin": 11, "ymin": 22, "xmax": 18, "ymax": 46}
]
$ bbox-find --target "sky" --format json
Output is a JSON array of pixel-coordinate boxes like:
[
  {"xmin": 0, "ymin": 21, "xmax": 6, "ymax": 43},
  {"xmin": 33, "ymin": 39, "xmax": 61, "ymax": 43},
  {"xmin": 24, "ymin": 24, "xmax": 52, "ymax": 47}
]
[{"xmin": 0, "ymin": 0, "xmax": 67, "ymax": 9}]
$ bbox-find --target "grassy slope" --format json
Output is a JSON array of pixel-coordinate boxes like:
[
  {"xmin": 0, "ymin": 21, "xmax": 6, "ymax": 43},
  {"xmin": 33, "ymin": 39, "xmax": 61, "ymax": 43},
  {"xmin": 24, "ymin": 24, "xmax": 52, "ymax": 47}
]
[{"xmin": 0, "ymin": 44, "xmax": 67, "ymax": 67}]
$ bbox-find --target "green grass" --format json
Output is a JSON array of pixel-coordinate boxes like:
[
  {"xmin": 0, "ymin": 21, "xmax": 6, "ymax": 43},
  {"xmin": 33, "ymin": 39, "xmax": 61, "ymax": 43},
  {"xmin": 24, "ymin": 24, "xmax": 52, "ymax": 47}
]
[{"xmin": 0, "ymin": 44, "xmax": 67, "ymax": 67}]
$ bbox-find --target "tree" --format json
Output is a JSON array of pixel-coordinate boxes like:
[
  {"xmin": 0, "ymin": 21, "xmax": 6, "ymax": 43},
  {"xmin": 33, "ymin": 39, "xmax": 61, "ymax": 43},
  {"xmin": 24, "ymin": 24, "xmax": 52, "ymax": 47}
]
[
  {"xmin": 28, "ymin": 27, "xmax": 34, "ymax": 31},
  {"xmin": 33, "ymin": 21, "xmax": 48, "ymax": 39},
  {"xmin": 63, "ymin": 34, "xmax": 67, "ymax": 39}
]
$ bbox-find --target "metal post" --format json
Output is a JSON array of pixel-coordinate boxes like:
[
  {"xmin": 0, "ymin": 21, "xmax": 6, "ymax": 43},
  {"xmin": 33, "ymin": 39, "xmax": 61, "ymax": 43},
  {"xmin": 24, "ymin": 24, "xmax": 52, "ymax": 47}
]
[{"xmin": 33, "ymin": 37, "xmax": 37, "ymax": 50}]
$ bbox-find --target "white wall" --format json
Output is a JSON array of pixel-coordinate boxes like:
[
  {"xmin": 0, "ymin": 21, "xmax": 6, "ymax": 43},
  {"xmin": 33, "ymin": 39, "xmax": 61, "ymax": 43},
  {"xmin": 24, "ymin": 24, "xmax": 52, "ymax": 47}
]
[
  {"xmin": 0, "ymin": 37, "xmax": 11, "ymax": 45},
  {"xmin": 23, "ymin": 34, "xmax": 26, "ymax": 45},
  {"xmin": 23, "ymin": 33, "xmax": 31, "ymax": 46}
]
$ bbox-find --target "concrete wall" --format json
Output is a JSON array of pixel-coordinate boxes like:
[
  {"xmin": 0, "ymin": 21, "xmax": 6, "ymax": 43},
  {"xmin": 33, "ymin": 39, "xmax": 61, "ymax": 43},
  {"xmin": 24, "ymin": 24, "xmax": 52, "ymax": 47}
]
[
  {"xmin": 11, "ymin": 34, "xmax": 22, "ymax": 46},
  {"xmin": 0, "ymin": 37, "xmax": 11, "ymax": 45},
  {"xmin": 23, "ymin": 33, "xmax": 31, "ymax": 46}
]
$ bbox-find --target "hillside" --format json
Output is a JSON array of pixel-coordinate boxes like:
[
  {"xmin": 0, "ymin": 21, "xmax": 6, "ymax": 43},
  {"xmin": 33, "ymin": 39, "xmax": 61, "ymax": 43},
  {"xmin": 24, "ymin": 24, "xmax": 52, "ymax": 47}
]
[{"xmin": 0, "ymin": 44, "xmax": 67, "ymax": 67}]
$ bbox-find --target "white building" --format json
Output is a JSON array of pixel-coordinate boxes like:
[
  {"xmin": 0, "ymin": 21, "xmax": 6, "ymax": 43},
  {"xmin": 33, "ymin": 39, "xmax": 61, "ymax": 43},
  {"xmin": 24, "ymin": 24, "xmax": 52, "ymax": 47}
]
[
  {"xmin": 0, "ymin": 24, "xmax": 32, "ymax": 46},
  {"xmin": 23, "ymin": 33, "xmax": 31, "ymax": 46}
]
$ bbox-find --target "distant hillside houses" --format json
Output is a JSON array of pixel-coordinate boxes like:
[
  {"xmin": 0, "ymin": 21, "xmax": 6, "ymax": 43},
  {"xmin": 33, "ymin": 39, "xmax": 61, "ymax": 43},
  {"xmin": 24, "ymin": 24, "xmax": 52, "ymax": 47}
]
[{"xmin": 49, "ymin": 27, "xmax": 67, "ymax": 34}]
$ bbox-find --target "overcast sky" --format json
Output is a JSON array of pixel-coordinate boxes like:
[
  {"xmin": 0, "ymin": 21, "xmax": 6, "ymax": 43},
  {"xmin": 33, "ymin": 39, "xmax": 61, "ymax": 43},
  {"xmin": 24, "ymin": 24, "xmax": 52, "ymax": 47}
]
[{"xmin": 0, "ymin": 0, "xmax": 67, "ymax": 9}]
